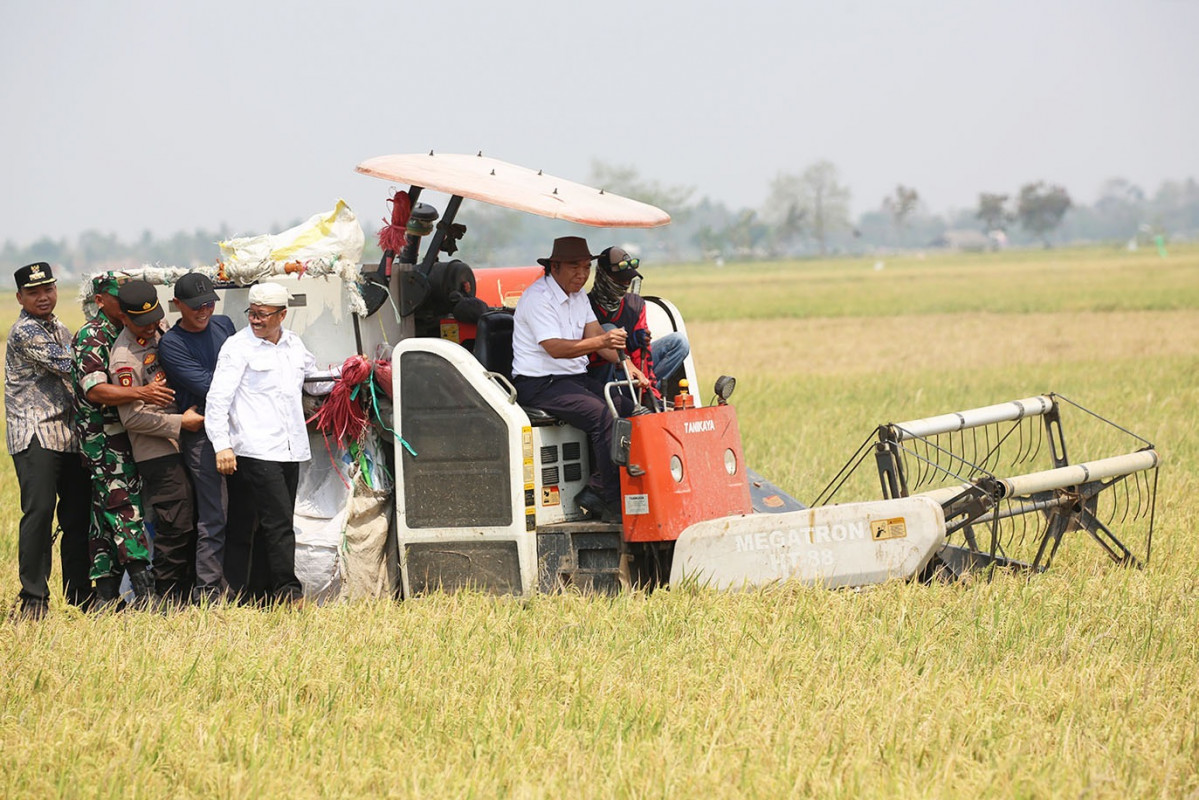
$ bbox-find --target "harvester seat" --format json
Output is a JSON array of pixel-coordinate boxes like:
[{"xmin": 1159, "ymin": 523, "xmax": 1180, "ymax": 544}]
[{"xmin": 473, "ymin": 310, "xmax": 557, "ymax": 426}]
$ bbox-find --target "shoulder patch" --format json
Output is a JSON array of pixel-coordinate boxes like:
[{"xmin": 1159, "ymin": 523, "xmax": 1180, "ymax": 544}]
[{"xmin": 115, "ymin": 367, "xmax": 134, "ymax": 388}]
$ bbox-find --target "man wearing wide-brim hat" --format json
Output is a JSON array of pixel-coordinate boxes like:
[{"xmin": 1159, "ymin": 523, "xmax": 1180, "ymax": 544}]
[
  {"xmin": 4, "ymin": 262, "xmax": 91, "ymax": 619},
  {"xmin": 511, "ymin": 236, "xmax": 651, "ymax": 523}
]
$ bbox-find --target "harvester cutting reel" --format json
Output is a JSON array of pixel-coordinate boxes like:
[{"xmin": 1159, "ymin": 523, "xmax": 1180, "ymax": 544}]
[{"xmin": 813, "ymin": 393, "xmax": 1160, "ymax": 580}]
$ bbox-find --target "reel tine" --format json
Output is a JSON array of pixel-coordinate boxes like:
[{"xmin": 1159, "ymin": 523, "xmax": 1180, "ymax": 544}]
[
  {"xmin": 1117, "ymin": 474, "xmax": 1130, "ymax": 527},
  {"xmin": 912, "ymin": 439, "xmax": 925, "ymax": 490},
  {"xmin": 1132, "ymin": 469, "xmax": 1145, "ymax": 522},
  {"xmin": 920, "ymin": 437, "xmax": 933, "ymax": 489},
  {"xmin": 1013, "ymin": 416, "xmax": 1026, "ymax": 468},
  {"xmin": 935, "ymin": 433, "xmax": 945, "ymax": 483}
]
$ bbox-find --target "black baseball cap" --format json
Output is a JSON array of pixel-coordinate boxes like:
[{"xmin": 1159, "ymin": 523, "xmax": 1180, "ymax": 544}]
[
  {"xmin": 596, "ymin": 246, "xmax": 641, "ymax": 280},
  {"xmin": 118, "ymin": 280, "xmax": 165, "ymax": 325},
  {"xmin": 174, "ymin": 272, "xmax": 219, "ymax": 309},
  {"xmin": 14, "ymin": 262, "xmax": 56, "ymax": 291}
]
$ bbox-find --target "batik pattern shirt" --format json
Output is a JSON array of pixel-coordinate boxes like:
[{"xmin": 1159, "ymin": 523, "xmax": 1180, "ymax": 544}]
[{"xmin": 4, "ymin": 309, "xmax": 78, "ymax": 454}]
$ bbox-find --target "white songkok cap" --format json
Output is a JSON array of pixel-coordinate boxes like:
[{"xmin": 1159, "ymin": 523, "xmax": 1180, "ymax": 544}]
[{"xmin": 248, "ymin": 282, "xmax": 291, "ymax": 307}]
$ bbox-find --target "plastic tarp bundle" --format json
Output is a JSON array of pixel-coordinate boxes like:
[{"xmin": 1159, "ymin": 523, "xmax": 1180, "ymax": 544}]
[
  {"xmin": 219, "ymin": 199, "xmax": 364, "ymax": 276},
  {"xmin": 293, "ymin": 431, "xmax": 396, "ymax": 602},
  {"xmin": 218, "ymin": 200, "xmax": 369, "ymax": 315},
  {"xmin": 81, "ymin": 201, "xmax": 370, "ymax": 316}
]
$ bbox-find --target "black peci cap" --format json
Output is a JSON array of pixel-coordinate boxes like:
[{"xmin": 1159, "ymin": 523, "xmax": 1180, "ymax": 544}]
[{"xmin": 14, "ymin": 262, "xmax": 56, "ymax": 291}]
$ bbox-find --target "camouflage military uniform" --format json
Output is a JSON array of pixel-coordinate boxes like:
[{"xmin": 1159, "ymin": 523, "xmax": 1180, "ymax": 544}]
[{"xmin": 73, "ymin": 309, "xmax": 151, "ymax": 579}]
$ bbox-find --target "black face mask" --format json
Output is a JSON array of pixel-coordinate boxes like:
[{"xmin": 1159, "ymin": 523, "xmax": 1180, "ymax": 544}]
[{"xmin": 591, "ymin": 267, "xmax": 628, "ymax": 313}]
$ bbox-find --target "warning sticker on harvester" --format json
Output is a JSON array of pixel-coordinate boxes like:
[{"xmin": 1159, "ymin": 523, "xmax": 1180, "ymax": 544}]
[
  {"xmin": 871, "ymin": 517, "xmax": 908, "ymax": 541},
  {"xmin": 624, "ymin": 494, "xmax": 649, "ymax": 515},
  {"xmin": 542, "ymin": 486, "xmax": 560, "ymax": 506}
]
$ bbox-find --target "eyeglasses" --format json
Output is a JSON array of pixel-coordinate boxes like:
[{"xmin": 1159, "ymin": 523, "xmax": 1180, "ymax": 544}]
[
  {"xmin": 191, "ymin": 302, "xmax": 217, "ymax": 311},
  {"xmin": 610, "ymin": 257, "xmax": 640, "ymax": 272},
  {"xmin": 244, "ymin": 307, "xmax": 285, "ymax": 321}
]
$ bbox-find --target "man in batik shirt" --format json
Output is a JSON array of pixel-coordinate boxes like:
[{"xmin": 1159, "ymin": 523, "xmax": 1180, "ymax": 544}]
[{"xmin": 5, "ymin": 262, "xmax": 90, "ymax": 619}]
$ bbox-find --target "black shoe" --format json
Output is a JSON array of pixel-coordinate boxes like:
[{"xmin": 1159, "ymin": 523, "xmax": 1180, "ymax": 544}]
[
  {"xmin": 12, "ymin": 599, "xmax": 48, "ymax": 622},
  {"xmin": 574, "ymin": 487, "xmax": 622, "ymax": 523},
  {"xmin": 574, "ymin": 487, "xmax": 606, "ymax": 520},
  {"xmin": 127, "ymin": 565, "xmax": 160, "ymax": 612},
  {"xmin": 93, "ymin": 577, "xmax": 123, "ymax": 614},
  {"xmin": 191, "ymin": 586, "xmax": 227, "ymax": 607}
]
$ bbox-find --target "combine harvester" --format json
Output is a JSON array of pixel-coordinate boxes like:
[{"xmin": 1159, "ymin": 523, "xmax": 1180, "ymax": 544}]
[{"xmin": 89, "ymin": 152, "xmax": 1160, "ymax": 598}]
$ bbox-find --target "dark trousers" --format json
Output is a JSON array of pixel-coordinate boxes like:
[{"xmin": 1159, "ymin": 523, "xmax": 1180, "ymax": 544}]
[
  {"xmin": 235, "ymin": 457, "xmax": 302, "ymax": 601},
  {"xmin": 514, "ymin": 373, "xmax": 629, "ymax": 506},
  {"xmin": 223, "ymin": 470, "xmax": 271, "ymax": 602},
  {"xmin": 12, "ymin": 436, "xmax": 92, "ymax": 608},
  {"xmin": 138, "ymin": 454, "xmax": 196, "ymax": 601},
  {"xmin": 181, "ymin": 429, "xmax": 227, "ymax": 592}
]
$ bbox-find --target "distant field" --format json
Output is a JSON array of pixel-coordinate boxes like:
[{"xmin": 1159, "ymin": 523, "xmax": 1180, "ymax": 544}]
[{"xmin": 1, "ymin": 245, "xmax": 1197, "ymax": 798}]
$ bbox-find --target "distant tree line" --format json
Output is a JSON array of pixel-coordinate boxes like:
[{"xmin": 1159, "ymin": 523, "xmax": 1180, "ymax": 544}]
[{"xmin": 5, "ymin": 164, "xmax": 1199, "ymax": 281}]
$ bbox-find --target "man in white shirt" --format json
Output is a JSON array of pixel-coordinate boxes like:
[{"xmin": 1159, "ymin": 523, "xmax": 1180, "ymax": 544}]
[
  {"xmin": 205, "ymin": 282, "xmax": 334, "ymax": 604},
  {"xmin": 512, "ymin": 236, "xmax": 648, "ymax": 523}
]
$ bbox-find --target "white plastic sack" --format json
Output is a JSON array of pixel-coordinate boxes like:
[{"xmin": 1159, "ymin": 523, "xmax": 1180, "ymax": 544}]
[
  {"xmin": 296, "ymin": 543, "xmax": 341, "ymax": 603},
  {"xmin": 219, "ymin": 199, "xmax": 365, "ymax": 277}
]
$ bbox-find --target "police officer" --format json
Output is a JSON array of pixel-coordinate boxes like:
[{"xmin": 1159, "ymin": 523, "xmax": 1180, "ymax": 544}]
[
  {"xmin": 73, "ymin": 272, "xmax": 171, "ymax": 608},
  {"xmin": 110, "ymin": 280, "xmax": 204, "ymax": 604},
  {"xmin": 5, "ymin": 263, "xmax": 91, "ymax": 619}
]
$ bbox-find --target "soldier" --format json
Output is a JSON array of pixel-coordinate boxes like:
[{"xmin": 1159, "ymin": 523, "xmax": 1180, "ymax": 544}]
[
  {"xmin": 109, "ymin": 280, "xmax": 204, "ymax": 604},
  {"xmin": 5, "ymin": 262, "xmax": 91, "ymax": 619},
  {"xmin": 73, "ymin": 272, "xmax": 172, "ymax": 607}
]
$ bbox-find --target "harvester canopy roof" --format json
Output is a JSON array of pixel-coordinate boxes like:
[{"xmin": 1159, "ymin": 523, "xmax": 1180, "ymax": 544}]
[{"xmin": 355, "ymin": 152, "xmax": 671, "ymax": 229}]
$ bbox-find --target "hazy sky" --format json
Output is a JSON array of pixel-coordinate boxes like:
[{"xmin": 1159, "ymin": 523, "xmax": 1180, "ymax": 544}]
[{"xmin": 3, "ymin": 0, "xmax": 1197, "ymax": 245}]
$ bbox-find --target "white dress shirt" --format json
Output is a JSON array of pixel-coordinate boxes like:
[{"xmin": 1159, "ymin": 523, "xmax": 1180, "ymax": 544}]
[
  {"xmin": 205, "ymin": 327, "xmax": 333, "ymax": 462},
  {"xmin": 512, "ymin": 274, "xmax": 597, "ymax": 377}
]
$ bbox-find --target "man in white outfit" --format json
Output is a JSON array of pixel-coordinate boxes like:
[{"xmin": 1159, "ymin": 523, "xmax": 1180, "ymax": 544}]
[{"xmin": 205, "ymin": 282, "xmax": 335, "ymax": 604}]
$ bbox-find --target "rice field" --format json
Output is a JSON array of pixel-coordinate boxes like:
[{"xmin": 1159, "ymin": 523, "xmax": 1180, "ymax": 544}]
[{"xmin": 1, "ymin": 245, "xmax": 1197, "ymax": 798}]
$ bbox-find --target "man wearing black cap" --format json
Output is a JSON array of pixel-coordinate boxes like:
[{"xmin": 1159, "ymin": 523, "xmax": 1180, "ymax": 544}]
[
  {"xmin": 74, "ymin": 272, "xmax": 172, "ymax": 608},
  {"xmin": 587, "ymin": 246, "xmax": 691, "ymax": 402},
  {"xmin": 158, "ymin": 272, "xmax": 238, "ymax": 603},
  {"xmin": 511, "ymin": 236, "xmax": 649, "ymax": 522},
  {"xmin": 5, "ymin": 263, "xmax": 91, "ymax": 619},
  {"xmin": 109, "ymin": 280, "xmax": 204, "ymax": 604}
]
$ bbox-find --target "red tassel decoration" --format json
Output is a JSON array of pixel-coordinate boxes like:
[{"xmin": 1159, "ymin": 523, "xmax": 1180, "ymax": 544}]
[
  {"xmin": 377, "ymin": 190, "xmax": 411, "ymax": 254},
  {"xmin": 308, "ymin": 355, "xmax": 374, "ymax": 447}
]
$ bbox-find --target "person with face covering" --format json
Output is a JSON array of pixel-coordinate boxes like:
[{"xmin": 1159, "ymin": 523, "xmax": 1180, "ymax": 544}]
[
  {"xmin": 586, "ymin": 246, "xmax": 691, "ymax": 404},
  {"xmin": 511, "ymin": 237, "xmax": 649, "ymax": 523}
]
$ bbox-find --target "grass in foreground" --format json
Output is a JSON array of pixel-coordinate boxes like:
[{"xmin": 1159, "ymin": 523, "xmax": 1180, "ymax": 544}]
[{"xmin": 0, "ymin": 245, "xmax": 1197, "ymax": 798}]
